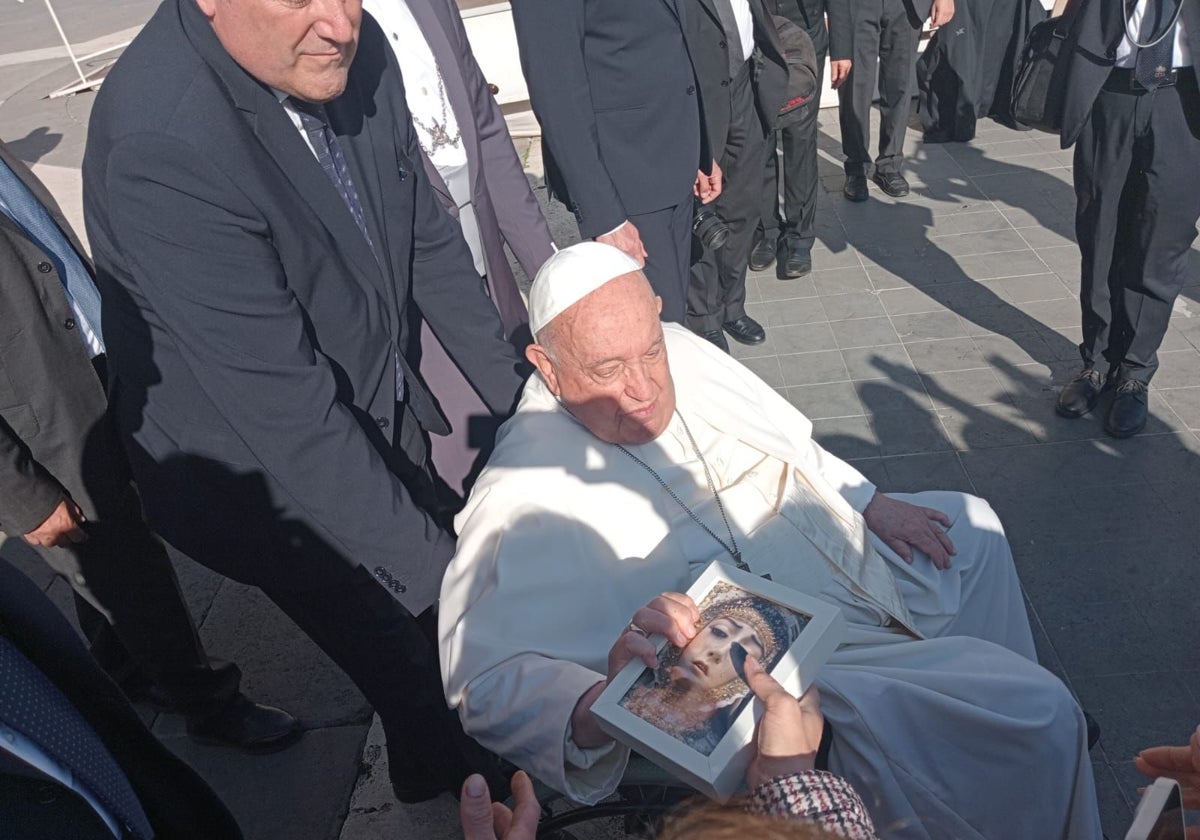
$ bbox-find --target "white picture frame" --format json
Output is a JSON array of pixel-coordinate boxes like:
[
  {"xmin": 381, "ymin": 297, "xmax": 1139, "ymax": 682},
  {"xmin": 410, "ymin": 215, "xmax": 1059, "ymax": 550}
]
[{"xmin": 591, "ymin": 560, "xmax": 846, "ymax": 802}]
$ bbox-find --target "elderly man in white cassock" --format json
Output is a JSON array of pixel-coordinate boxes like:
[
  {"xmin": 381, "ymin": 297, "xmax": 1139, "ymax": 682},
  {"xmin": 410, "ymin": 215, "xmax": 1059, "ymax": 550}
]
[{"xmin": 439, "ymin": 242, "xmax": 1103, "ymax": 838}]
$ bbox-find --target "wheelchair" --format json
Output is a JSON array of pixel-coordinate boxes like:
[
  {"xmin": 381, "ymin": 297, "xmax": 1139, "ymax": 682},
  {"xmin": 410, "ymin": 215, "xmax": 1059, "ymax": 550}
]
[{"xmin": 520, "ymin": 721, "xmax": 835, "ymax": 839}]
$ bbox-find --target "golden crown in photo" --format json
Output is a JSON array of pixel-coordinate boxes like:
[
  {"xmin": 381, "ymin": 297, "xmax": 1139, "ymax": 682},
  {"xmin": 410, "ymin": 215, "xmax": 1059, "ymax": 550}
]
[{"xmin": 698, "ymin": 582, "xmax": 802, "ymax": 667}]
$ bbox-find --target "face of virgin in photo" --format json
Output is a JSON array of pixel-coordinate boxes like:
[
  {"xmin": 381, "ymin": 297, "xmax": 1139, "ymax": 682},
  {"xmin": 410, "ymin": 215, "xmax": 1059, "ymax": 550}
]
[{"xmin": 668, "ymin": 617, "xmax": 766, "ymax": 692}]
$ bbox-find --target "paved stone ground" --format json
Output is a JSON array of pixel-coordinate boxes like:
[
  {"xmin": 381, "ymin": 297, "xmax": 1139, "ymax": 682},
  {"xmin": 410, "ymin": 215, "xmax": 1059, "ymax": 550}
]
[{"xmin": 2, "ymin": 11, "xmax": 1197, "ymax": 839}]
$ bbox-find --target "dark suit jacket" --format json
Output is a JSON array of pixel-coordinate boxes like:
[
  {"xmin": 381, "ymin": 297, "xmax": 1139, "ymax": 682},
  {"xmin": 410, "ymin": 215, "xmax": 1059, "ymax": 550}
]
[
  {"xmin": 82, "ymin": 0, "xmax": 526, "ymax": 612},
  {"xmin": 0, "ymin": 143, "xmax": 126, "ymax": 537},
  {"xmin": 510, "ymin": 0, "xmax": 712, "ymax": 238},
  {"xmin": 1057, "ymin": 0, "xmax": 1200, "ymax": 148},
  {"xmin": 689, "ymin": 0, "xmax": 790, "ymax": 153},
  {"xmin": 401, "ymin": 0, "xmax": 555, "ymax": 495},
  {"xmin": 776, "ymin": 0, "xmax": 852, "ymax": 61},
  {"xmin": 0, "ymin": 554, "xmax": 242, "ymax": 840}
]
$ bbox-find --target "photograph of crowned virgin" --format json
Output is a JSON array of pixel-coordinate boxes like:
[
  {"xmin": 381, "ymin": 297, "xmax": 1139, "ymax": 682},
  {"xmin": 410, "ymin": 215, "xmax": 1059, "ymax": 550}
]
[{"xmin": 618, "ymin": 581, "xmax": 807, "ymax": 756}]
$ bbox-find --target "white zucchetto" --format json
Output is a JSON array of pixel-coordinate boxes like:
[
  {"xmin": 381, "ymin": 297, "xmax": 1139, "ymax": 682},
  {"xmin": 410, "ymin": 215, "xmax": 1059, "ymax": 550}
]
[{"xmin": 527, "ymin": 242, "xmax": 644, "ymax": 337}]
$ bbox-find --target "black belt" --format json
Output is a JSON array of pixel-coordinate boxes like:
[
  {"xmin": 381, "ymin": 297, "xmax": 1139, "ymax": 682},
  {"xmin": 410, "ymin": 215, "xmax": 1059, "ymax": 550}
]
[{"xmin": 1104, "ymin": 66, "xmax": 1192, "ymax": 92}]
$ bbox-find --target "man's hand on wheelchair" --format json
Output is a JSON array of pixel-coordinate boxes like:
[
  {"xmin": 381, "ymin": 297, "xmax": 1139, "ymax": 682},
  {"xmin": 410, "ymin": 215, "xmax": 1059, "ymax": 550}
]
[{"xmin": 460, "ymin": 770, "xmax": 539, "ymax": 840}]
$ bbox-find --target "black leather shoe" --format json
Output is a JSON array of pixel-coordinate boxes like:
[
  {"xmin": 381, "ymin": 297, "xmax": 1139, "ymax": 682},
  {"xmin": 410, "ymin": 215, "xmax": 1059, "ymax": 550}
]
[
  {"xmin": 700, "ymin": 328, "xmax": 730, "ymax": 352},
  {"xmin": 723, "ymin": 315, "xmax": 766, "ymax": 345},
  {"xmin": 843, "ymin": 174, "xmax": 868, "ymax": 202},
  {"xmin": 1055, "ymin": 368, "xmax": 1105, "ymax": 418},
  {"xmin": 748, "ymin": 230, "xmax": 778, "ymax": 271},
  {"xmin": 1105, "ymin": 379, "xmax": 1148, "ymax": 438},
  {"xmin": 779, "ymin": 242, "xmax": 812, "ymax": 279},
  {"xmin": 186, "ymin": 695, "xmax": 301, "ymax": 754},
  {"xmin": 872, "ymin": 170, "xmax": 910, "ymax": 197}
]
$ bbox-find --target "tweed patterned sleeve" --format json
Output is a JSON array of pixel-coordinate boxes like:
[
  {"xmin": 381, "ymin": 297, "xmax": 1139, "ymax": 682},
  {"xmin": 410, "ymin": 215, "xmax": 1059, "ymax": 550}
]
[{"xmin": 749, "ymin": 771, "xmax": 879, "ymax": 840}]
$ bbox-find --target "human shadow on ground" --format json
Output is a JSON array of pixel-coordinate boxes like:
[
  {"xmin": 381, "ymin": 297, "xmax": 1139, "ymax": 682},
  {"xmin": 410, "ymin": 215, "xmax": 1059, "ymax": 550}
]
[{"xmin": 4, "ymin": 127, "xmax": 62, "ymax": 164}]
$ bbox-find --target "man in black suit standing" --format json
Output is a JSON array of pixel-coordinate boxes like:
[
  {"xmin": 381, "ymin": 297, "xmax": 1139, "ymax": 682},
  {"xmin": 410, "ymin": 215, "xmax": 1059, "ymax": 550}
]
[
  {"xmin": 0, "ymin": 553, "xmax": 243, "ymax": 840},
  {"xmin": 838, "ymin": 0, "xmax": 954, "ymax": 200},
  {"xmin": 83, "ymin": 0, "xmax": 526, "ymax": 802},
  {"xmin": 749, "ymin": 0, "xmax": 852, "ymax": 279},
  {"xmin": 510, "ymin": 0, "xmax": 721, "ymax": 323},
  {"xmin": 0, "ymin": 141, "xmax": 296, "ymax": 752},
  {"xmin": 1054, "ymin": 0, "xmax": 1200, "ymax": 437},
  {"xmin": 687, "ymin": 0, "xmax": 789, "ymax": 350}
]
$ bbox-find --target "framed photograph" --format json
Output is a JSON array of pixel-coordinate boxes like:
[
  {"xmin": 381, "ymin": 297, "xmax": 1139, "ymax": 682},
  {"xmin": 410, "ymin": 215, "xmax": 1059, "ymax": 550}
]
[{"xmin": 591, "ymin": 560, "xmax": 846, "ymax": 801}]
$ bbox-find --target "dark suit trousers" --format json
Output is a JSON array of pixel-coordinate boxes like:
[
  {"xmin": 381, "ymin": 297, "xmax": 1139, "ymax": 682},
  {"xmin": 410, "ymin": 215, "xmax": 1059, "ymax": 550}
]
[
  {"xmin": 1073, "ymin": 70, "xmax": 1200, "ymax": 382},
  {"xmin": 838, "ymin": 0, "xmax": 922, "ymax": 175},
  {"xmin": 633, "ymin": 200, "xmax": 694, "ymax": 324},
  {"xmin": 689, "ymin": 64, "xmax": 769, "ymax": 331},
  {"xmin": 46, "ymin": 488, "xmax": 241, "ymax": 717},
  {"xmin": 760, "ymin": 28, "xmax": 829, "ymax": 251},
  {"xmin": 260, "ymin": 403, "xmax": 463, "ymax": 790}
]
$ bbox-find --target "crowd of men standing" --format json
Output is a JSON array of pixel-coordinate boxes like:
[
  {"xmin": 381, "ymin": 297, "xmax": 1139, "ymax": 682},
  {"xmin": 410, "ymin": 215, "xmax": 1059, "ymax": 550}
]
[{"xmin": 0, "ymin": 0, "xmax": 1198, "ymax": 835}]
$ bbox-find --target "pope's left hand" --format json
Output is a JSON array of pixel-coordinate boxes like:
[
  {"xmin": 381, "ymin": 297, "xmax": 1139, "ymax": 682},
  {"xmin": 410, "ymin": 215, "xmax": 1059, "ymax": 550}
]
[{"xmin": 863, "ymin": 492, "xmax": 956, "ymax": 570}]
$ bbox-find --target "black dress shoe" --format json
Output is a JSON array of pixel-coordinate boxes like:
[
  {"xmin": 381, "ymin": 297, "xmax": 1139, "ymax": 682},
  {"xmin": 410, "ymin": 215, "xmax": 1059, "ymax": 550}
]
[
  {"xmin": 1055, "ymin": 368, "xmax": 1105, "ymax": 418},
  {"xmin": 872, "ymin": 170, "xmax": 910, "ymax": 197},
  {"xmin": 723, "ymin": 315, "xmax": 766, "ymax": 345},
  {"xmin": 779, "ymin": 242, "xmax": 812, "ymax": 279},
  {"xmin": 748, "ymin": 231, "xmax": 778, "ymax": 271},
  {"xmin": 843, "ymin": 174, "xmax": 868, "ymax": 202},
  {"xmin": 1105, "ymin": 379, "xmax": 1148, "ymax": 438},
  {"xmin": 186, "ymin": 695, "xmax": 301, "ymax": 754},
  {"xmin": 699, "ymin": 328, "xmax": 730, "ymax": 352}
]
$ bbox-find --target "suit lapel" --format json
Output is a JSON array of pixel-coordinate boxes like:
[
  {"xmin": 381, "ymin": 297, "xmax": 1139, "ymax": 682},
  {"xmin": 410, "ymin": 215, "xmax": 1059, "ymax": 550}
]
[{"xmin": 662, "ymin": 0, "xmax": 684, "ymax": 22}]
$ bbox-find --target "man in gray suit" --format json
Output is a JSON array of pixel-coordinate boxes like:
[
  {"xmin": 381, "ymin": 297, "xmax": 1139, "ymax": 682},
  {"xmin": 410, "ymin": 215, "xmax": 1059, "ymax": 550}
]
[
  {"xmin": 364, "ymin": 0, "xmax": 556, "ymax": 499},
  {"xmin": 0, "ymin": 141, "xmax": 297, "ymax": 752}
]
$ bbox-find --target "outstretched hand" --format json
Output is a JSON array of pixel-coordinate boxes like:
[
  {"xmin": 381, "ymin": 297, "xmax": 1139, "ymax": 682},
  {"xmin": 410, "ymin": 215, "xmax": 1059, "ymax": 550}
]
[
  {"xmin": 744, "ymin": 655, "xmax": 824, "ymax": 791},
  {"xmin": 1136, "ymin": 726, "xmax": 1200, "ymax": 810},
  {"xmin": 863, "ymin": 492, "xmax": 956, "ymax": 569},
  {"xmin": 459, "ymin": 772, "xmax": 539, "ymax": 840}
]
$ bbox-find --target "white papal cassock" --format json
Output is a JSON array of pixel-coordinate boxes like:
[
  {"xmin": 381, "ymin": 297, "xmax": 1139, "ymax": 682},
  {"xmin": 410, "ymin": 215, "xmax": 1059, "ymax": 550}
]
[{"xmin": 439, "ymin": 324, "xmax": 1102, "ymax": 839}]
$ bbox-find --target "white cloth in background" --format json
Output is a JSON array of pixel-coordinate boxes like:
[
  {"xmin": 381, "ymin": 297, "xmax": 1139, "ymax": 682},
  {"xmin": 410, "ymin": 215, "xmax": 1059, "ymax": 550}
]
[
  {"xmin": 439, "ymin": 323, "xmax": 1102, "ymax": 839},
  {"xmin": 363, "ymin": 0, "xmax": 486, "ymax": 276}
]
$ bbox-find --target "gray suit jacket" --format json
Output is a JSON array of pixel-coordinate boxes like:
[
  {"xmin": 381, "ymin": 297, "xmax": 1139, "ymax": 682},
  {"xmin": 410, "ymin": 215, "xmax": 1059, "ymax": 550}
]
[
  {"xmin": 403, "ymin": 0, "xmax": 554, "ymax": 335},
  {"xmin": 0, "ymin": 143, "xmax": 124, "ymax": 536},
  {"xmin": 398, "ymin": 0, "xmax": 555, "ymax": 495}
]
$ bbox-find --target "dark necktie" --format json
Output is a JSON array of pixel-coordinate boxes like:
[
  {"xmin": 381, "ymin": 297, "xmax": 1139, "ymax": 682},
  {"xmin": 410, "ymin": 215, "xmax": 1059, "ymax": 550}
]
[
  {"xmin": 0, "ymin": 635, "xmax": 153, "ymax": 840},
  {"xmin": 289, "ymin": 98, "xmax": 376, "ymax": 252},
  {"xmin": 713, "ymin": 0, "xmax": 748, "ymax": 79},
  {"xmin": 1134, "ymin": 0, "xmax": 1178, "ymax": 90},
  {"xmin": 289, "ymin": 98, "xmax": 407, "ymax": 400}
]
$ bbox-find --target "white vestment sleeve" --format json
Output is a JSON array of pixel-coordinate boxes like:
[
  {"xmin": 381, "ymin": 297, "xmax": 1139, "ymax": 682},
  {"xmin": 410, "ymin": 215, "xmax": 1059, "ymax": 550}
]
[{"xmin": 458, "ymin": 656, "xmax": 629, "ymax": 804}]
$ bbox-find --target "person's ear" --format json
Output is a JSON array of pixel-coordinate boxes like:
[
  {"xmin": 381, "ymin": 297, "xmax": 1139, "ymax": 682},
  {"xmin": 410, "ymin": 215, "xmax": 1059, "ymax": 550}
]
[
  {"xmin": 195, "ymin": 0, "xmax": 217, "ymax": 18},
  {"xmin": 526, "ymin": 344, "xmax": 561, "ymax": 395},
  {"xmin": 655, "ymin": 296, "xmax": 663, "ymax": 317}
]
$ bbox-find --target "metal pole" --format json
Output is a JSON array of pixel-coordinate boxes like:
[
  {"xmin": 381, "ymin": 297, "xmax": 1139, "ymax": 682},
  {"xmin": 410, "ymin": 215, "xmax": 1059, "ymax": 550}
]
[{"xmin": 41, "ymin": 0, "xmax": 89, "ymax": 87}]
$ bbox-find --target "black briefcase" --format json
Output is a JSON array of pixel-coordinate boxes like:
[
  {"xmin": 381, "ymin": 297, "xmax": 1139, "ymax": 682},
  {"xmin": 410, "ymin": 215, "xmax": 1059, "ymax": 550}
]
[{"xmin": 1011, "ymin": 16, "xmax": 1069, "ymax": 134}]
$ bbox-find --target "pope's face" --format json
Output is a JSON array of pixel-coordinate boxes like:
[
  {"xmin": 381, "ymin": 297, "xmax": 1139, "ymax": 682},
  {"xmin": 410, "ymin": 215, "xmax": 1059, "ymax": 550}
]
[
  {"xmin": 669, "ymin": 616, "xmax": 766, "ymax": 692},
  {"xmin": 196, "ymin": 0, "xmax": 361, "ymax": 104},
  {"xmin": 531, "ymin": 272, "xmax": 676, "ymax": 446}
]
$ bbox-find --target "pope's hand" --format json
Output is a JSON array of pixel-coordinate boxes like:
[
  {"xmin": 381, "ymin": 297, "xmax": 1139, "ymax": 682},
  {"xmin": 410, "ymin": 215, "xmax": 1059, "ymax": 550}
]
[
  {"xmin": 863, "ymin": 492, "xmax": 956, "ymax": 569},
  {"xmin": 570, "ymin": 592, "xmax": 701, "ymax": 749},
  {"xmin": 744, "ymin": 655, "xmax": 824, "ymax": 791}
]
